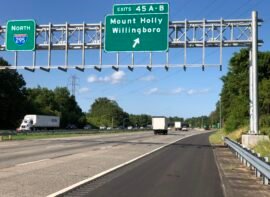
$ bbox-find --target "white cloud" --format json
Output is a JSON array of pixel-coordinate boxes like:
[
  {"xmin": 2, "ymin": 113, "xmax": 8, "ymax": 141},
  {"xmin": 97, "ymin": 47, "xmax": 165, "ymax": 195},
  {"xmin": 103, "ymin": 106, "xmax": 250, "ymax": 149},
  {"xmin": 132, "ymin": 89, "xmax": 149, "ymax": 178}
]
[
  {"xmin": 140, "ymin": 75, "xmax": 156, "ymax": 81},
  {"xmin": 78, "ymin": 87, "xmax": 90, "ymax": 93},
  {"xmin": 187, "ymin": 88, "xmax": 210, "ymax": 95},
  {"xmin": 200, "ymin": 88, "xmax": 210, "ymax": 93},
  {"xmin": 87, "ymin": 71, "xmax": 125, "ymax": 84},
  {"xmin": 171, "ymin": 87, "xmax": 184, "ymax": 94},
  {"xmin": 111, "ymin": 71, "xmax": 125, "ymax": 84},
  {"xmin": 144, "ymin": 87, "xmax": 210, "ymax": 96},
  {"xmin": 87, "ymin": 76, "xmax": 98, "ymax": 83},
  {"xmin": 187, "ymin": 89, "xmax": 196, "ymax": 95},
  {"xmin": 145, "ymin": 88, "xmax": 159, "ymax": 95},
  {"xmin": 108, "ymin": 96, "xmax": 116, "ymax": 101}
]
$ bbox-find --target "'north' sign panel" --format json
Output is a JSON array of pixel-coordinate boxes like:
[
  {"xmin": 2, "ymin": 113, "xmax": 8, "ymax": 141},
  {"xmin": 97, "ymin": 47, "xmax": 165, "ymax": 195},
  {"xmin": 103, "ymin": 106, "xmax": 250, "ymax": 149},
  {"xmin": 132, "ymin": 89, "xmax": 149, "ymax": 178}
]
[
  {"xmin": 105, "ymin": 14, "xmax": 168, "ymax": 52},
  {"xmin": 6, "ymin": 20, "xmax": 36, "ymax": 51}
]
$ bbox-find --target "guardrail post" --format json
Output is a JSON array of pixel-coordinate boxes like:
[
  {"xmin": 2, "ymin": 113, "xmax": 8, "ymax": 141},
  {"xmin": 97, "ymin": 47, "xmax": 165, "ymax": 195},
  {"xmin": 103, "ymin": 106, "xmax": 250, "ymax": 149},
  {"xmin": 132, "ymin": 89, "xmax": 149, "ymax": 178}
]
[
  {"xmin": 263, "ymin": 157, "xmax": 269, "ymax": 185},
  {"xmin": 247, "ymin": 161, "xmax": 251, "ymax": 168},
  {"xmin": 255, "ymin": 154, "xmax": 261, "ymax": 177},
  {"xmin": 251, "ymin": 150, "xmax": 255, "ymax": 170},
  {"xmin": 256, "ymin": 169, "xmax": 261, "ymax": 178},
  {"xmin": 265, "ymin": 157, "xmax": 269, "ymax": 163},
  {"xmin": 255, "ymin": 153, "xmax": 261, "ymax": 177},
  {"xmin": 8, "ymin": 135, "xmax": 12, "ymax": 140},
  {"xmin": 265, "ymin": 157, "xmax": 269, "ymax": 184},
  {"xmin": 0, "ymin": 136, "xmax": 2, "ymax": 141}
]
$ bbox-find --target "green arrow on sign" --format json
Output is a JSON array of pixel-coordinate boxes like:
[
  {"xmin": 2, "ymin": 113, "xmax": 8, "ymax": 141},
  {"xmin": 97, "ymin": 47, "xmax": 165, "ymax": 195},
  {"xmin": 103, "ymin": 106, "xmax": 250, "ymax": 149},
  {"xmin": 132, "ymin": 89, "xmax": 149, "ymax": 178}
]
[{"xmin": 133, "ymin": 38, "xmax": 140, "ymax": 48}]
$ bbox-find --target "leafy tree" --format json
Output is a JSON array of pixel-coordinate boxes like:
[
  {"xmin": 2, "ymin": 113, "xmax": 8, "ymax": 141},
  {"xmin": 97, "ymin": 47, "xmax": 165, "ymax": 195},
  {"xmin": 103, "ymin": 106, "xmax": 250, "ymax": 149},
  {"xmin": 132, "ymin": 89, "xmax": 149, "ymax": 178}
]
[
  {"xmin": 54, "ymin": 87, "xmax": 85, "ymax": 127},
  {"xmin": 185, "ymin": 116, "xmax": 209, "ymax": 128},
  {"xmin": 129, "ymin": 114, "xmax": 151, "ymax": 127},
  {"xmin": 26, "ymin": 87, "xmax": 57, "ymax": 115},
  {"xmin": 26, "ymin": 87, "xmax": 85, "ymax": 128},
  {"xmin": 87, "ymin": 97, "xmax": 127, "ymax": 128},
  {"xmin": 0, "ymin": 58, "xmax": 27, "ymax": 129}
]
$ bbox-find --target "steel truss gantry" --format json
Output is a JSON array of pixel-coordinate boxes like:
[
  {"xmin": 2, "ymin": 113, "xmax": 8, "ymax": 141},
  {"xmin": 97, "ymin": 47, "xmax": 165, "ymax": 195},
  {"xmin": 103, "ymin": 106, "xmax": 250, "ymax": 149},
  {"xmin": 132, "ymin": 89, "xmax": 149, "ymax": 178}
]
[
  {"xmin": 0, "ymin": 11, "xmax": 263, "ymax": 135},
  {"xmin": 0, "ymin": 14, "xmax": 262, "ymax": 71}
]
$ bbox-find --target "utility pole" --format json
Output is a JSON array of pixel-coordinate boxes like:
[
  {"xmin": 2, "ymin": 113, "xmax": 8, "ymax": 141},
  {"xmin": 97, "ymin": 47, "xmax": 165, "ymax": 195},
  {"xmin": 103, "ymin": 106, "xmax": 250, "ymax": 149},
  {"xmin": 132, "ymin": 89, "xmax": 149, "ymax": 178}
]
[{"xmin": 219, "ymin": 97, "xmax": 222, "ymax": 129}]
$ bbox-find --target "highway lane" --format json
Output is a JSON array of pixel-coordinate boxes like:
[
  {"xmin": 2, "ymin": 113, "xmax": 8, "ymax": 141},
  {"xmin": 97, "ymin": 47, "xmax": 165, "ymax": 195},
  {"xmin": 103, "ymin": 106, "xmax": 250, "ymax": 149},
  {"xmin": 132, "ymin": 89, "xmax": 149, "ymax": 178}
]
[
  {"xmin": 75, "ymin": 132, "xmax": 223, "ymax": 197},
  {"xmin": 0, "ymin": 131, "xmax": 155, "ymax": 168}
]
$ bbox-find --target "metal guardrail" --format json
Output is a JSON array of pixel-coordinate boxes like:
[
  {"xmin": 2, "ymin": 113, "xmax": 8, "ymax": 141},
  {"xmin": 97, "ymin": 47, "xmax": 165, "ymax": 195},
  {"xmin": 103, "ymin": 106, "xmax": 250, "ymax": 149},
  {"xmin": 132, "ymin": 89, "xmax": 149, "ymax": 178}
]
[{"xmin": 224, "ymin": 137, "xmax": 270, "ymax": 185}]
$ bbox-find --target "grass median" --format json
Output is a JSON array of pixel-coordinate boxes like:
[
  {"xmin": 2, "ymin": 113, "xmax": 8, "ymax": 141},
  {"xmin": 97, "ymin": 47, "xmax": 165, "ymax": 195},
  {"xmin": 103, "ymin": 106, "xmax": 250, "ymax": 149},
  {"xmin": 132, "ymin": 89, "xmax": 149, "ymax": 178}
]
[{"xmin": 0, "ymin": 129, "xmax": 151, "ymax": 141}]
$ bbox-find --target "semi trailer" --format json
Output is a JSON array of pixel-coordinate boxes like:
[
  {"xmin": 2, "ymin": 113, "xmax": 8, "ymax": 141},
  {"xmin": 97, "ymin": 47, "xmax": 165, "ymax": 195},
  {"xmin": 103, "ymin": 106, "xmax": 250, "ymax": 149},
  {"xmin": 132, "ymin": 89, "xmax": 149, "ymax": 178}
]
[{"xmin": 18, "ymin": 115, "xmax": 60, "ymax": 131}]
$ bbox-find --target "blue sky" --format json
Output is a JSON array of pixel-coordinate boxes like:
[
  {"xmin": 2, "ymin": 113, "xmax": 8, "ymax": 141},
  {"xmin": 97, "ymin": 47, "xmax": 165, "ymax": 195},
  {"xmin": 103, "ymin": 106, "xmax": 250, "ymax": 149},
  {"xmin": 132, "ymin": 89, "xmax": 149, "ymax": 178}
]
[{"xmin": 0, "ymin": 0, "xmax": 269, "ymax": 118}]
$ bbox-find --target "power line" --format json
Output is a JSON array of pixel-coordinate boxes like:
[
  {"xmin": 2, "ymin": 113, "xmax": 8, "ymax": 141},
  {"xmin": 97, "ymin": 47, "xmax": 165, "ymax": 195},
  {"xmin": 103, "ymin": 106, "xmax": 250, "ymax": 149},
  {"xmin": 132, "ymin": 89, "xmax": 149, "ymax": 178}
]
[
  {"xmin": 224, "ymin": 0, "xmax": 253, "ymax": 18},
  {"xmin": 235, "ymin": 0, "xmax": 265, "ymax": 18}
]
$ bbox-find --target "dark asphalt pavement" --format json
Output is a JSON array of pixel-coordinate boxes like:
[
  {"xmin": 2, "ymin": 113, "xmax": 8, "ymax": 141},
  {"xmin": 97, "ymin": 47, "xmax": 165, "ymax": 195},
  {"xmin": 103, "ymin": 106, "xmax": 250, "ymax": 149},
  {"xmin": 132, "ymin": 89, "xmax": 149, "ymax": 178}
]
[{"xmin": 80, "ymin": 132, "xmax": 224, "ymax": 197}]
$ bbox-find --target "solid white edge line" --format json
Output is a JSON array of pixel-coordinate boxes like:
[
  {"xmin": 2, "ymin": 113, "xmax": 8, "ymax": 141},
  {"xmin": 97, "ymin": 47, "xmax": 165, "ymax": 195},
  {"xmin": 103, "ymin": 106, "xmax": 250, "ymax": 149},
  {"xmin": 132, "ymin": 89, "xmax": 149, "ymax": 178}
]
[{"xmin": 47, "ymin": 132, "xmax": 200, "ymax": 197}]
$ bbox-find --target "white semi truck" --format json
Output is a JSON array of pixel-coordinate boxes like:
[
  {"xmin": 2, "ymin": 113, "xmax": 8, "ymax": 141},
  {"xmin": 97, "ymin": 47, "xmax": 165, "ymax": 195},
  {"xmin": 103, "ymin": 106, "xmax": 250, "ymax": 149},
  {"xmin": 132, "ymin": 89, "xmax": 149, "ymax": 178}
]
[
  {"xmin": 18, "ymin": 115, "xmax": 60, "ymax": 131},
  {"xmin": 152, "ymin": 116, "xmax": 168, "ymax": 135},
  {"xmin": 175, "ymin": 121, "xmax": 182, "ymax": 131}
]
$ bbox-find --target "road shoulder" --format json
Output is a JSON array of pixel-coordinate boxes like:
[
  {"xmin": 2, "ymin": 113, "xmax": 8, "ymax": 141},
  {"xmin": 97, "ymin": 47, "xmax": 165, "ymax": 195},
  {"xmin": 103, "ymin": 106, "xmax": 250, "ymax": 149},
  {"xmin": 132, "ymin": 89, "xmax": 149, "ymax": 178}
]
[{"xmin": 213, "ymin": 146, "xmax": 270, "ymax": 197}]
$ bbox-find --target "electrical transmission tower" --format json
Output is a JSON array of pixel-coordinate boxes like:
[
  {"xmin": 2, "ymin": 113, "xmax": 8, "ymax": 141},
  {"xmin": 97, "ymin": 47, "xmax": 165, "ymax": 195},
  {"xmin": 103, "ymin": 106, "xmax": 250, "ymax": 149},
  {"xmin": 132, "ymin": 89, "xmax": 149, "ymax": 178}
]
[{"xmin": 67, "ymin": 75, "xmax": 79, "ymax": 97}]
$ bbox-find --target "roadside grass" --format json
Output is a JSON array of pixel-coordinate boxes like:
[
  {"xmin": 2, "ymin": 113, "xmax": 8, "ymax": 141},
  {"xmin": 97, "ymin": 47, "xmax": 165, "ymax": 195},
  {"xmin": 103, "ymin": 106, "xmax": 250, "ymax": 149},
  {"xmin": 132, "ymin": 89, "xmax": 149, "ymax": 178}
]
[
  {"xmin": 209, "ymin": 129, "xmax": 225, "ymax": 145},
  {"xmin": 209, "ymin": 127, "xmax": 248, "ymax": 145},
  {"xmin": 0, "ymin": 129, "xmax": 151, "ymax": 141},
  {"xmin": 226, "ymin": 127, "xmax": 248, "ymax": 143},
  {"xmin": 209, "ymin": 126, "xmax": 270, "ymax": 159},
  {"xmin": 254, "ymin": 140, "xmax": 270, "ymax": 158}
]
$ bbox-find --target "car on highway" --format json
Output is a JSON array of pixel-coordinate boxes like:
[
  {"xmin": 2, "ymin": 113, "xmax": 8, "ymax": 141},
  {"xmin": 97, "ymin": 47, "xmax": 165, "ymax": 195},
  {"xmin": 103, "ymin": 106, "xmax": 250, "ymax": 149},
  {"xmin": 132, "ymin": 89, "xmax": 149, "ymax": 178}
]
[
  {"xmin": 83, "ymin": 125, "xmax": 92, "ymax": 130},
  {"xmin": 66, "ymin": 124, "xmax": 77, "ymax": 129},
  {"xmin": 182, "ymin": 126, "xmax": 188, "ymax": 131}
]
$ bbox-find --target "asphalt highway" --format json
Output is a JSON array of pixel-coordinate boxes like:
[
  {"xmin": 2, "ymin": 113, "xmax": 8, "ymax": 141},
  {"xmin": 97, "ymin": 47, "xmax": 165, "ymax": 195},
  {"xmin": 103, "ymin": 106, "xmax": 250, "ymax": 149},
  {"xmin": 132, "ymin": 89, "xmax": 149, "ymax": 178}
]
[
  {"xmin": 77, "ymin": 132, "xmax": 224, "ymax": 197},
  {"xmin": 0, "ymin": 130, "xmax": 205, "ymax": 196}
]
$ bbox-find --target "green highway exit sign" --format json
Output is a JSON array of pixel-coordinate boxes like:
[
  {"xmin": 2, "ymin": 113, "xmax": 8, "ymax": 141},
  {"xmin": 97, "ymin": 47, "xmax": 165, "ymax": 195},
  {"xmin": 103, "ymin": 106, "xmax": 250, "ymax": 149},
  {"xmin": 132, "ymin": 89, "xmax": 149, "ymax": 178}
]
[
  {"xmin": 113, "ymin": 3, "xmax": 169, "ymax": 15},
  {"xmin": 105, "ymin": 11, "xmax": 169, "ymax": 52},
  {"xmin": 6, "ymin": 20, "xmax": 36, "ymax": 51}
]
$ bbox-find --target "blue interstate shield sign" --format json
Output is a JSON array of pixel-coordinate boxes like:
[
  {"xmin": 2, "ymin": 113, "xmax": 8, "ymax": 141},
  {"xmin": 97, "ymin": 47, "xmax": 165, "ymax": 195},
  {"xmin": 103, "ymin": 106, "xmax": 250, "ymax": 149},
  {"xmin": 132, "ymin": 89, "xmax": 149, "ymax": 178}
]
[{"xmin": 13, "ymin": 34, "xmax": 28, "ymax": 46}]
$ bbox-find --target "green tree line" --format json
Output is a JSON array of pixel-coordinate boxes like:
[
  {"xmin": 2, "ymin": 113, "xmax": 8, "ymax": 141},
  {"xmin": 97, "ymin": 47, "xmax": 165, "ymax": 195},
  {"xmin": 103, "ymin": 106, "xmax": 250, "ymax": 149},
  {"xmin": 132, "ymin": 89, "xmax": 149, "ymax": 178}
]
[
  {"xmin": 207, "ymin": 49, "xmax": 270, "ymax": 134},
  {"xmin": 0, "ymin": 57, "xmax": 154, "ymax": 129},
  {"xmin": 0, "ymin": 57, "xmax": 86, "ymax": 129},
  {"xmin": 86, "ymin": 97, "xmax": 152, "ymax": 128}
]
